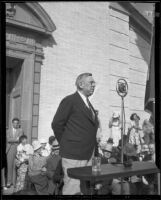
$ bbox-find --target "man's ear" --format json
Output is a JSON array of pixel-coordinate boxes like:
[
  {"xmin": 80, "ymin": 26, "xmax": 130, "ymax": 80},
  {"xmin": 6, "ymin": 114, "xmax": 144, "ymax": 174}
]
[{"xmin": 79, "ymin": 81, "xmax": 84, "ymax": 89}]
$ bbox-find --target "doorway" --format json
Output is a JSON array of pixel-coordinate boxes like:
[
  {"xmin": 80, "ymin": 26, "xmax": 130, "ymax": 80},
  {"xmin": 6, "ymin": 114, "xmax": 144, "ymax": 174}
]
[{"xmin": 6, "ymin": 56, "xmax": 24, "ymax": 129}]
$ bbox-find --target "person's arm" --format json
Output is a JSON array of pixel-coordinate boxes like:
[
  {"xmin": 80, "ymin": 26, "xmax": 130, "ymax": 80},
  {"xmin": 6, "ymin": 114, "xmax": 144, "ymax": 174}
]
[
  {"xmin": 51, "ymin": 97, "xmax": 73, "ymax": 143},
  {"xmin": 6, "ymin": 130, "xmax": 19, "ymax": 143}
]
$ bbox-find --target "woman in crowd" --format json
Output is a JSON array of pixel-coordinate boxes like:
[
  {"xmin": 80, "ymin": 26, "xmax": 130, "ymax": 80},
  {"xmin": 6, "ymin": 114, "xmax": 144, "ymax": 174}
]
[
  {"xmin": 128, "ymin": 113, "xmax": 144, "ymax": 154},
  {"xmin": 40, "ymin": 138, "xmax": 50, "ymax": 157},
  {"xmin": 109, "ymin": 111, "xmax": 121, "ymax": 147},
  {"xmin": 28, "ymin": 140, "xmax": 48, "ymax": 195},
  {"xmin": 14, "ymin": 135, "xmax": 33, "ymax": 192}
]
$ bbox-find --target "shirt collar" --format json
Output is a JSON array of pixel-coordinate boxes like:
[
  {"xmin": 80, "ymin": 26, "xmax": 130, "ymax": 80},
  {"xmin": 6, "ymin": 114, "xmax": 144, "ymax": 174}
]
[{"xmin": 77, "ymin": 90, "xmax": 89, "ymax": 107}]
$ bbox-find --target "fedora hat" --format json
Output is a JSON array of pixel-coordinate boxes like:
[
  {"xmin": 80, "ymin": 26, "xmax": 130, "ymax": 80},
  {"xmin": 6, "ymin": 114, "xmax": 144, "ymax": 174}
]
[
  {"xmin": 123, "ymin": 143, "xmax": 137, "ymax": 157},
  {"xmin": 32, "ymin": 140, "xmax": 42, "ymax": 151}
]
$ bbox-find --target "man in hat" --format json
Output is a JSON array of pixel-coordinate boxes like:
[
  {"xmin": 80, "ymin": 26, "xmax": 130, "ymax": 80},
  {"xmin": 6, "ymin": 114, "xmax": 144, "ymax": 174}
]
[
  {"xmin": 128, "ymin": 113, "xmax": 144, "ymax": 154},
  {"xmin": 45, "ymin": 138, "xmax": 63, "ymax": 194},
  {"xmin": 51, "ymin": 73, "xmax": 99, "ymax": 194},
  {"xmin": 109, "ymin": 111, "xmax": 121, "ymax": 147}
]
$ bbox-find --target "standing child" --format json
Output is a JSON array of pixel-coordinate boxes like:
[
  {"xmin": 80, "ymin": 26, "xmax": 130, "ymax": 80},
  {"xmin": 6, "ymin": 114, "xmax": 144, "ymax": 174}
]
[{"xmin": 14, "ymin": 135, "xmax": 29, "ymax": 192}]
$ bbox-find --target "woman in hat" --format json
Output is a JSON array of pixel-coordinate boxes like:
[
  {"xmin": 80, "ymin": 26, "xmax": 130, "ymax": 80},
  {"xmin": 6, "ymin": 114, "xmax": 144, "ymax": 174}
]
[
  {"xmin": 40, "ymin": 138, "xmax": 50, "ymax": 157},
  {"xmin": 128, "ymin": 113, "xmax": 144, "ymax": 154},
  {"xmin": 28, "ymin": 140, "xmax": 48, "ymax": 195},
  {"xmin": 109, "ymin": 111, "xmax": 121, "ymax": 147}
]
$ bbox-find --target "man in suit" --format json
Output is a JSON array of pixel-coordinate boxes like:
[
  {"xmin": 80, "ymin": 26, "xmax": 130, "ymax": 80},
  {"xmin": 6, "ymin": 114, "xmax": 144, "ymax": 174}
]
[
  {"xmin": 51, "ymin": 73, "xmax": 99, "ymax": 194},
  {"xmin": 6, "ymin": 118, "xmax": 24, "ymax": 188}
]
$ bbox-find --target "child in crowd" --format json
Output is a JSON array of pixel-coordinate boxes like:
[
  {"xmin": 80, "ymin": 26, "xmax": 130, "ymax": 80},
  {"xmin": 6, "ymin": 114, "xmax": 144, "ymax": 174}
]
[
  {"xmin": 40, "ymin": 138, "xmax": 50, "ymax": 157},
  {"xmin": 14, "ymin": 135, "xmax": 33, "ymax": 192},
  {"xmin": 109, "ymin": 111, "xmax": 121, "ymax": 147},
  {"xmin": 28, "ymin": 140, "xmax": 48, "ymax": 195}
]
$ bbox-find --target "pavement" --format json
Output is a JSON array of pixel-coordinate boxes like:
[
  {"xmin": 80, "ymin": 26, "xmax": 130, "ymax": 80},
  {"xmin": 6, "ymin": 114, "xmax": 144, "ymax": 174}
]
[{"xmin": 2, "ymin": 186, "xmax": 14, "ymax": 195}]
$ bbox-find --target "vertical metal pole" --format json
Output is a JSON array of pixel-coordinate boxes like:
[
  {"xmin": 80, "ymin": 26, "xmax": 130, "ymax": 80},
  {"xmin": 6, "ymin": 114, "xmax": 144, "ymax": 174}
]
[
  {"xmin": 121, "ymin": 97, "xmax": 124, "ymax": 164},
  {"xmin": 121, "ymin": 97, "xmax": 124, "ymax": 194}
]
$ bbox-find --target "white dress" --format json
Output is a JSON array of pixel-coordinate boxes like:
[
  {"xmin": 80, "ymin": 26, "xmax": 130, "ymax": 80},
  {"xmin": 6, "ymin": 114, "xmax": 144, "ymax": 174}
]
[{"xmin": 110, "ymin": 121, "xmax": 121, "ymax": 147}]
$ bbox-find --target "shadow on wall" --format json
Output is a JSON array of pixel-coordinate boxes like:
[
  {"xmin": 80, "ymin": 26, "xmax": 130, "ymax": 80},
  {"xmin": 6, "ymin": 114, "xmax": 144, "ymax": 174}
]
[{"xmin": 42, "ymin": 35, "xmax": 57, "ymax": 48}]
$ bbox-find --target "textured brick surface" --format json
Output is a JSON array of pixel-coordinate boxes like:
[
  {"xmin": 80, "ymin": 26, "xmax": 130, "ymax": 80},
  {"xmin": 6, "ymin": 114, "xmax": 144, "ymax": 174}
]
[{"xmin": 38, "ymin": 2, "xmax": 150, "ymax": 141}]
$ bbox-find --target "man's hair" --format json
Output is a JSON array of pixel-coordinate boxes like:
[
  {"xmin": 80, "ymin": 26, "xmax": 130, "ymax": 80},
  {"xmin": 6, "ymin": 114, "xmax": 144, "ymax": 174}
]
[
  {"xmin": 19, "ymin": 135, "xmax": 27, "ymax": 144},
  {"xmin": 12, "ymin": 118, "xmax": 20, "ymax": 123},
  {"xmin": 48, "ymin": 136, "xmax": 56, "ymax": 145},
  {"xmin": 75, "ymin": 73, "xmax": 92, "ymax": 90}
]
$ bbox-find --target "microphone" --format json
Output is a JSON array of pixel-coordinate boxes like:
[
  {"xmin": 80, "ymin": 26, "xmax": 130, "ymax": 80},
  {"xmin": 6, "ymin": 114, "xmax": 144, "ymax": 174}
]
[{"xmin": 116, "ymin": 78, "xmax": 128, "ymax": 97}]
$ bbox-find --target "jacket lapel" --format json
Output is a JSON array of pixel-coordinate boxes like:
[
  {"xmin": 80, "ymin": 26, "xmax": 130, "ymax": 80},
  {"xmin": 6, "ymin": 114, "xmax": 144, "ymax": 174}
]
[{"xmin": 74, "ymin": 92, "xmax": 97, "ymax": 124}]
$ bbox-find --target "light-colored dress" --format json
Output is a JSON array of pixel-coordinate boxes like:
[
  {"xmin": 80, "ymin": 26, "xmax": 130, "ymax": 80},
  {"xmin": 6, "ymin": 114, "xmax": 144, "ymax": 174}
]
[
  {"xmin": 109, "ymin": 121, "xmax": 121, "ymax": 147},
  {"xmin": 15, "ymin": 144, "xmax": 29, "ymax": 192},
  {"xmin": 128, "ymin": 126, "xmax": 144, "ymax": 154}
]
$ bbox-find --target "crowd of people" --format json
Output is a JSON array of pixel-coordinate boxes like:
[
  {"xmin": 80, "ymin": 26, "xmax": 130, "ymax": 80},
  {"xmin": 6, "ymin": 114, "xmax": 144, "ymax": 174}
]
[
  {"xmin": 2, "ymin": 73, "xmax": 157, "ymax": 195},
  {"xmin": 95, "ymin": 112, "xmax": 156, "ymax": 195},
  {"xmin": 2, "ymin": 118, "xmax": 63, "ymax": 195}
]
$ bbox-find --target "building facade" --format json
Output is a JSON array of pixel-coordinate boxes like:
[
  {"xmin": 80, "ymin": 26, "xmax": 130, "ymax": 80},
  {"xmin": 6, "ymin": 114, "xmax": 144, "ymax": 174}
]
[{"xmin": 6, "ymin": 2, "xmax": 152, "ymax": 142}]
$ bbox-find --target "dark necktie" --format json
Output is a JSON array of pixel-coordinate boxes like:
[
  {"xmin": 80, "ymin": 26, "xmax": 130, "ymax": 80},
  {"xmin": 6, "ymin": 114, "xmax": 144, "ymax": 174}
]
[{"xmin": 86, "ymin": 98, "xmax": 96, "ymax": 120}]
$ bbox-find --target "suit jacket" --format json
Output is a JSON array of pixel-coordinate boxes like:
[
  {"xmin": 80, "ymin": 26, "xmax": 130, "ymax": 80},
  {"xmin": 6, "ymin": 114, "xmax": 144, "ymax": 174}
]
[
  {"xmin": 6, "ymin": 128, "xmax": 24, "ymax": 154},
  {"xmin": 51, "ymin": 92, "xmax": 99, "ymax": 160}
]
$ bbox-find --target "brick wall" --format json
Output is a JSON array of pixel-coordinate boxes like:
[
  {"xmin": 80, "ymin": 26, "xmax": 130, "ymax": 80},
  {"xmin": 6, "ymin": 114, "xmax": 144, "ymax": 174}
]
[{"xmin": 38, "ymin": 2, "xmax": 150, "ymax": 141}]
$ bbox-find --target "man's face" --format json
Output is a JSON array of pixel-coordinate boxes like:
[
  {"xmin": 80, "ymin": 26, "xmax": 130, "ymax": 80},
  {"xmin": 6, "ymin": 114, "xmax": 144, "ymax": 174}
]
[
  {"xmin": 80, "ymin": 76, "xmax": 96, "ymax": 97},
  {"xmin": 12, "ymin": 120, "xmax": 19, "ymax": 129}
]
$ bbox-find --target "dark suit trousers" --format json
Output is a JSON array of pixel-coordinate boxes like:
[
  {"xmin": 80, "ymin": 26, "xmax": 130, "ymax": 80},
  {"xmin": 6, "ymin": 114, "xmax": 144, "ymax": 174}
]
[{"xmin": 7, "ymin": 144, "xmax": 17, "ymax": 185}]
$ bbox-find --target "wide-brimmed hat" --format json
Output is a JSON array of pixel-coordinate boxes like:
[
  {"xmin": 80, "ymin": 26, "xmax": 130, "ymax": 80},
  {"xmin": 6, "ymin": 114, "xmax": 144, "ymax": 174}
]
[
  {"xmin": 123, "ymin": 143, "xmax": 137, "ymax": 156},
  {"xmin": 32, "ymin": 140, "xmax": 42, "ymax": 151},
  {"xmin": 112, "ymin": 111, "xmax": 120, "ymax": 118},
  {"xmin": 130, "ymin": 113, "xmax": 140, "ymax": 121},
  {"xmin": 39, "ymin": 138, "xmax": 47, "ymax": 144}
]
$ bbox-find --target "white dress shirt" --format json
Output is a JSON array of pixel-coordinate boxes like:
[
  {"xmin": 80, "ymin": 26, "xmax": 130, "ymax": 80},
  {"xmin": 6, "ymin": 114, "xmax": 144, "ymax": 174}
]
[{"xmin": 77, "ymin": 90, "xmax": 89, "ymax": 108}]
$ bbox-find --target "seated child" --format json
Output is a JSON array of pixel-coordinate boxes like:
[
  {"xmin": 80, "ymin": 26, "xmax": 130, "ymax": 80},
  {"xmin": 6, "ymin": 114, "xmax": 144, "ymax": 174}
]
[
  {"xmin": 14, "ymin": 135, "xmax": 31, "ymax": 192},
  {"xmin": 28, "ymin": 140, "xmax": 48, "ymax": 195}
]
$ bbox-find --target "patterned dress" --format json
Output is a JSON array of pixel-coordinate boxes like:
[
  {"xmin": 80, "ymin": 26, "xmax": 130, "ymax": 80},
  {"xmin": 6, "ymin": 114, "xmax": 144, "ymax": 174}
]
[{"xmin": 14, "ymin": 153, "xmax": 28, "ymax": 192}]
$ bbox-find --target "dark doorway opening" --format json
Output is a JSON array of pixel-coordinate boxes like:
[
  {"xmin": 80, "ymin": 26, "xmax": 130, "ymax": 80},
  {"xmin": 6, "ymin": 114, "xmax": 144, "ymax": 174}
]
[{"xmin": 6, "ymin": 56, "xmax": 24, "ymax": 129}]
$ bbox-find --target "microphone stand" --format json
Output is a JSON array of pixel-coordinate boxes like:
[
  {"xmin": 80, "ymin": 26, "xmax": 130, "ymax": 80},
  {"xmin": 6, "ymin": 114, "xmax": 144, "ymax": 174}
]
[{"xmin": 116, "ymin": 78, "xmax": 128, "ymax": 195}]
